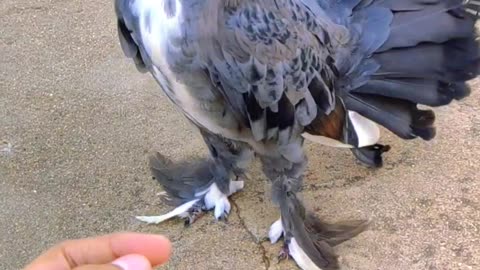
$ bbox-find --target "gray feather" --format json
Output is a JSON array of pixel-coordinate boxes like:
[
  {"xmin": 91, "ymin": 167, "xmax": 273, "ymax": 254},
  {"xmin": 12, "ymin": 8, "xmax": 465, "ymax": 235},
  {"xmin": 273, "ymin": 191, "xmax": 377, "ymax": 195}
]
[{"xmin": 149, "ymin": 153, "xmax": 214, "ymax": 206}]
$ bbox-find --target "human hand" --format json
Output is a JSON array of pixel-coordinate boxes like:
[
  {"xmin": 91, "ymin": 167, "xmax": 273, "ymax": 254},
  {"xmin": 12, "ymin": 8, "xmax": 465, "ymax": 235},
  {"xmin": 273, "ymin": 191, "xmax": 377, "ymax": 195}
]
[{"xmin": 23, "ymin": 232, "xmax": 172, "ymax": 270}]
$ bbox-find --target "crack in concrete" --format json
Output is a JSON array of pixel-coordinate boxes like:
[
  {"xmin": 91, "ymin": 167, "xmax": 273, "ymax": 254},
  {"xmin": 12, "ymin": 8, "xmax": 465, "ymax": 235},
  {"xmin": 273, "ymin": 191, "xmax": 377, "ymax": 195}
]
[{"xmin": 231, "ymin": 198, "xmax": 271, "ymax": 270}]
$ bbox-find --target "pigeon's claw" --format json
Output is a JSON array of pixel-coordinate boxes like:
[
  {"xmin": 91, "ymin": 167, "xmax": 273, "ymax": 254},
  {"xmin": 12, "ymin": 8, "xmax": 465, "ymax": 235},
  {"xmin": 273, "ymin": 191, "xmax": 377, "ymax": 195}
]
[
  {"xmin": 184, "ymin": 205, "xmax": 206, "ymax": 227},
  {"xmin": 278, "ymin": 242, "xmax": 290, "ymax": 263}
]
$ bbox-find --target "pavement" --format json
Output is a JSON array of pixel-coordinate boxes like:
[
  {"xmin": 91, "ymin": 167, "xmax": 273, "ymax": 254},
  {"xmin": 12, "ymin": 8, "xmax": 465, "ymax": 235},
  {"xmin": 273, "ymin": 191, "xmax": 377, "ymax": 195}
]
[{"xmin": 1, "ymin": 1, "xmax": 479, "ymax": 269}]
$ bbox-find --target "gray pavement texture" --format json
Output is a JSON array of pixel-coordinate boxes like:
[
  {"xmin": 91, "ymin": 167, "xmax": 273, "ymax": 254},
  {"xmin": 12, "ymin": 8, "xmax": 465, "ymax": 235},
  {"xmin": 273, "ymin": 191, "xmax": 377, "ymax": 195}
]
[{"xmin": 1, "ymin": 1, "xmax": 480, "ymax": 270}]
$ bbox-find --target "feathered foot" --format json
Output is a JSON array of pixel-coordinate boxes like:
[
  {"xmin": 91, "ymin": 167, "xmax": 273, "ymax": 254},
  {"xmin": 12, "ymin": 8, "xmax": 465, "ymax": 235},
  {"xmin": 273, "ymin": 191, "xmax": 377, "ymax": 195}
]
[
  {"xmin": 269, "ymin": 215, "xmax": 370, "ymax": 269},
  {"xmin": 136, "ymin": 153, "xmax": 245, "ymax": 225},
  {"xmin": 270, "ymin": 188, "xmax": 370, "ymax": 270}
]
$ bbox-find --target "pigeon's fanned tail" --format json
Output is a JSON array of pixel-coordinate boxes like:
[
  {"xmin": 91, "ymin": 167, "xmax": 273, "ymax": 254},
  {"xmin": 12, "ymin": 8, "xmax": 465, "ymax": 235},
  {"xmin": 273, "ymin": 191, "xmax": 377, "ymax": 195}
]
[{"xmin": 336, "ymin": 0, "xmax": 480, "ymax": 142}]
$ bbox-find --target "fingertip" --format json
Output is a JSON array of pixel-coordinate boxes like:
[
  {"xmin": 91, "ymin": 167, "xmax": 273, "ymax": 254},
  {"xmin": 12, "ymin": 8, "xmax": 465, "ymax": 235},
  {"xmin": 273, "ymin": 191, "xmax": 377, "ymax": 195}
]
[
  {"xmin": 150, "ymin": 235, "xmax": 172, "ymax": 266},
  {"xmin": 111, "ymin": 254, "xmax": 151, "ymax": 270},
  {"xmin": 109, "ymin": 233, "xmax": 172, "ymax": 266}
]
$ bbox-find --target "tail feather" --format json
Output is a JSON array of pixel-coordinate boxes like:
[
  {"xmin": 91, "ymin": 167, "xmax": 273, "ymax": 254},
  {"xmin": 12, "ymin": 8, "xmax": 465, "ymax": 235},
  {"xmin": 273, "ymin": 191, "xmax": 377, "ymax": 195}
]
[
  {"xmin": 380, "ymin": 0, "xmax": 476, "ymax": 51},
  {"xmin": 375, "ymin": 38, "xmax": 480, "ymax": 81},
  {"xmin": 353, "ymin": 78, "xmax": 468, "ymax": 106},
  {"xmin": 345, "ymin": 94, "xmax": 436, "ymax": 140},
  {"xmin": 304, "ymin": 0, "xmax": 479, "ymax": 156},
  {"xmin": 350, "ymin": 144, "xmax": 391, "ymax": 168},
  {"xmin": 335, "ymin": 0, "xmax": 480, "ymax": 144}
]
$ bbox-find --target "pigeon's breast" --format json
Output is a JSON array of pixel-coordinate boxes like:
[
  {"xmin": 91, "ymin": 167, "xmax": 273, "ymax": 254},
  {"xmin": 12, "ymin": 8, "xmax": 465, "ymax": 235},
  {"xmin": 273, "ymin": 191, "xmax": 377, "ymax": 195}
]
[
  {"xmin": 129, "ymin": 0, "xmax": 260, "ymax": 144},
  {"xmin": 150, "ymin": 64, "xmax": 254, "ymax": 144}
]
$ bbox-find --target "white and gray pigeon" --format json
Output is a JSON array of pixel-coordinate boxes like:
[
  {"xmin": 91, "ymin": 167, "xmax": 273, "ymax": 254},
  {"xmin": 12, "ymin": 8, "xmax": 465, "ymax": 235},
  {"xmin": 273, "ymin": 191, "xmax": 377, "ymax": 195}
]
[{"xmin": 114, "ymin": 0, "xmax": 480, "ymax": 269}]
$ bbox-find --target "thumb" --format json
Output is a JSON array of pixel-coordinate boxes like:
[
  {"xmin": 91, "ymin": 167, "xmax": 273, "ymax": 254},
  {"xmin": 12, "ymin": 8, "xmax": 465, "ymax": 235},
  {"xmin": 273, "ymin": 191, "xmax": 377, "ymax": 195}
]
[{"xmin": 74, "ymin": 254, "xmax": 152, "ymax": 270}]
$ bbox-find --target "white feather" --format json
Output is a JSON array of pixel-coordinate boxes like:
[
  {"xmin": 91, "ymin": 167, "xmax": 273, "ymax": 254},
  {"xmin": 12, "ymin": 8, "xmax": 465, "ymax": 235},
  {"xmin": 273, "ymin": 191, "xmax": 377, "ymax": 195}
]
[
  {"xmin": 136, "ymin": 198, "xmax": 200, "ymax": 224},
  {"xmin": 204, "ymin": 183, "xmax": 222, "ymax": 210},
  {"xmin": 348, "ymin": 111, "xmax": 380, "ymax": 147},
  {"xmin": 203, "ymin": 183, "xmax": 232, "ymax": 219},
  {"xmin": 302, "ymin": 133, "xmax": 353, "ymax": 148},
  {"xmin": 289, "ymin": 238, "xmax": 322, "ymax": 270},
  {"xmin": 228, "ymin": 180, "xmax": 245, "ymax": 196},
  {"xmin": 214, "ymin": 196, "xmax": 231, "ymax": 219},
  {"xmin": 268, "ymin": 218, "xmax": 284, "ymax": 244},
  {"xmin": 137, "ymin": 179, "xmax": 243, "ymax": 224},
  {"xmin": 302, "ymin": 111, "xmax": 380, "ymax": 148}
]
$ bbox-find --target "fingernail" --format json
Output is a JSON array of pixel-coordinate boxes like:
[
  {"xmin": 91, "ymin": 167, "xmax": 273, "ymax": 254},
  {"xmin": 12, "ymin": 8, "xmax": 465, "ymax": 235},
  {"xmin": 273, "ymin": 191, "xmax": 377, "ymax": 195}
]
[{"xmin": 111, "ymin": 254, "xmax": 151, "ymax": 270}]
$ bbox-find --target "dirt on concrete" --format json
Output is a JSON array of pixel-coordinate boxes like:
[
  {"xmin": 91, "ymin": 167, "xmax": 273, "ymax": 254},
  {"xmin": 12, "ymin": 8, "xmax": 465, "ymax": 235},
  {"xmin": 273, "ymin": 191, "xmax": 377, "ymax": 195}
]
[{"xmin": 1, "ymin": 1, "xmax": 479, "ymax": 270}]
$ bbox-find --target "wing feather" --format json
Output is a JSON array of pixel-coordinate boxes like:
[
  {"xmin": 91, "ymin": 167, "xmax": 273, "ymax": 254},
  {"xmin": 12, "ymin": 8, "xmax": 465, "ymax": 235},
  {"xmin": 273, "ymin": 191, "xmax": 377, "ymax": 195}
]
[{"xmin": 207, "ymin": 0, "xmax": 339, "ymax": 142}]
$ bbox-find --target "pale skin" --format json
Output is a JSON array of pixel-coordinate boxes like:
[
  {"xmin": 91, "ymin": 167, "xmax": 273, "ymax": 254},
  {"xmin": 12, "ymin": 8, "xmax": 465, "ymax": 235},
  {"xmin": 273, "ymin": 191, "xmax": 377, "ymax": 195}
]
[{"xmin": 23, "ymin": 232, "xmax": 172, "ymax": 270}]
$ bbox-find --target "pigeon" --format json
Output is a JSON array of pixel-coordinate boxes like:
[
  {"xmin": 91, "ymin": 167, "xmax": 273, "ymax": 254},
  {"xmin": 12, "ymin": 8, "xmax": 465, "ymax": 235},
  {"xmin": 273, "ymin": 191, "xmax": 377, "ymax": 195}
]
[{"xmin": 114, "ymin": 0, "xmax": 480, "ymax": 269}]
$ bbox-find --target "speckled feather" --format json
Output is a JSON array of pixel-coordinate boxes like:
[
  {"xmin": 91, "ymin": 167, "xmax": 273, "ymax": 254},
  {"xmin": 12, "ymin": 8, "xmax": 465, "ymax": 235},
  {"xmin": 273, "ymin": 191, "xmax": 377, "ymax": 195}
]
[{"xmin": 208, "ymin": 0, "xmax": 341, "ymax": 143}]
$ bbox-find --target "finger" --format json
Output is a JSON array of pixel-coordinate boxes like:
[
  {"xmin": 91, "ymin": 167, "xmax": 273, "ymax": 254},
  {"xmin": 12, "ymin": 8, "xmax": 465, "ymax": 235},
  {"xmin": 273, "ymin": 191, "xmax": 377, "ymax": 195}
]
[
  {"xmin": 23, "ymin": 233, "xmax": 171, "ymax": 270},
  {"xmin": 74, "ymin": 254, "xmax": 152, "ymax": 270}
]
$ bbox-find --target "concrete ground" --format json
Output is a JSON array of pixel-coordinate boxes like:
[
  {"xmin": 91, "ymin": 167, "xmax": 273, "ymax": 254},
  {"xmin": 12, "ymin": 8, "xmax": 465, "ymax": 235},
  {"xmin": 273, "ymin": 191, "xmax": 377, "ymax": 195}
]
[{"xmin": 1, "ymin": 1, "xmax": 479, "ymax": 269}]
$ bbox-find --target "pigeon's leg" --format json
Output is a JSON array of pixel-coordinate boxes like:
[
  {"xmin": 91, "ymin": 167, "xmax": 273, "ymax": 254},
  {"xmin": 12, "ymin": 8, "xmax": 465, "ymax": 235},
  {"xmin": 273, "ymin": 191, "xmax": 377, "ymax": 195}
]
[
  {"xmin": 191, "ymin": 129, "xmax": 254, "ymax": 221},
  {"xmin": 136, "ymin": 129, "xmax": 253, "ymax": 225},
  {"xmin": 260, "ymin": 139, "xmax": 369, "ymax": 270},
  {"xmin": 200, "ymin": 129, "xmax": 253, "ymax": 189}
]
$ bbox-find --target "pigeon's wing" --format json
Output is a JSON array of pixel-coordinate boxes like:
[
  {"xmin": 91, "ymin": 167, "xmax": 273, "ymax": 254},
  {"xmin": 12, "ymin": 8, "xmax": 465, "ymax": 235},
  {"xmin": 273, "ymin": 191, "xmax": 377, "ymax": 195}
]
[
  {"xmin": 202, "ymin": 0, "xmax": 348, "ymax": 145},
  {"xmin": 114, "ymin": 0, "xmax": 151, "ymax": 73}
]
